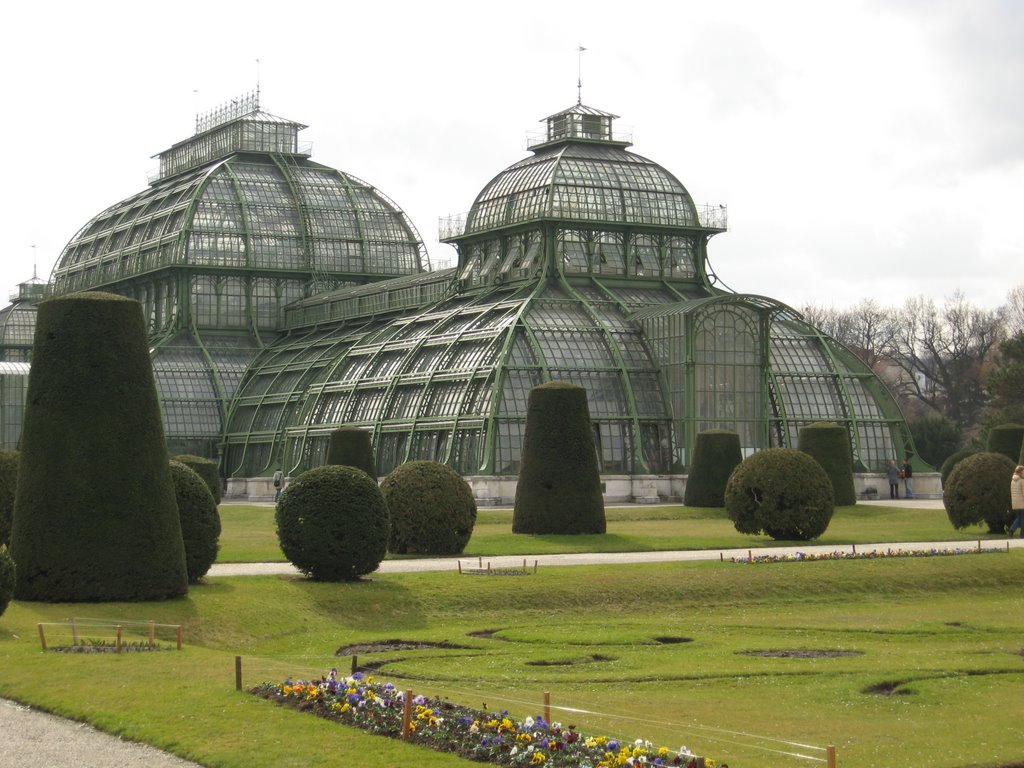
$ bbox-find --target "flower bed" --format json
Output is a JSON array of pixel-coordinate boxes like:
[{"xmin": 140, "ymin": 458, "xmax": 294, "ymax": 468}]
[
  {"xmin": 732, "ymin": 546, "xmax": 1004, "ymax": 565},
  {"xmin": 252, "ymin": 670, "xmax": 716, "ymax": 767}
]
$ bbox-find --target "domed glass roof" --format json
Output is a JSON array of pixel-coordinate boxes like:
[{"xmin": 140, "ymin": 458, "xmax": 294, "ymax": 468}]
[
  {"xmin": 52, "ymin": 156, "xmax": 427, "ymax": 294},
  {"xmin": 465, "ymin": 104, "xmax": 700, "ymax": 234}
]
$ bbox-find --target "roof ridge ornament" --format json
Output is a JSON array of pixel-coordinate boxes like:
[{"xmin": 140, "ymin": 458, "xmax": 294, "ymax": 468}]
[
  {"xmin": 195, "ymin": 90, "xmax": 261, "ymax": 134},
  {"xmin": 577, "ymin": 44, "xmax": 587, "ymax": 105}
]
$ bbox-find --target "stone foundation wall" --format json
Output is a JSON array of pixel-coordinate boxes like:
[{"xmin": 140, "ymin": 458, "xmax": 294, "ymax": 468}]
[{"xmin": 226, "ymin": 472, "xmax": 941, "ymax": 505}]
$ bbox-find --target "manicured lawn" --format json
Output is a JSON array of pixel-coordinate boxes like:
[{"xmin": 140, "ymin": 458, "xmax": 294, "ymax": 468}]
[
  {"xmin": 1, "ymin": 552, "xmax": 1021, "ymax": 767},
  {"xmin": 217, "ymin": 502, "xmax": 1000, "ymax": 563}
]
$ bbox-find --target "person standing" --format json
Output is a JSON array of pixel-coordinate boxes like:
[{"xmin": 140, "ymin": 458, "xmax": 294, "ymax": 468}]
[
  {"xmin": 887, "ymin": 461, "xmax": 901, "ymax": 499},
  {"xmin": 901, "ymin": 457, "xmax": 914, "ymax": 499},
  {"xmin": 273, "ymin": 468, "xmax": 284, "ymax": 502},
  {"xmin": 1009, "ymin": 465, "xmax": 1024, "ymax": 538}
]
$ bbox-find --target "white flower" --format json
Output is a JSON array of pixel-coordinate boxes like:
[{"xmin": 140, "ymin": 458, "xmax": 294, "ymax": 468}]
[{"xmin": 524, "ymin": 716, "xmax": 535, "ymax": 728}]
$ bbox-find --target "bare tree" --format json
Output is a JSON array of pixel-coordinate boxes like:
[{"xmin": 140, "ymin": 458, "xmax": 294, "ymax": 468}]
[
  {"xmin": 1001, "ymin": 283, "xmax": 1024, "ymax": 337},
  {"xmin": 885, "ymin": 292, "xmax": 1002, "ymax": 429},
  {"xmin": 800, "ymin": 299, "xmax": 896, "ymax": 370}
]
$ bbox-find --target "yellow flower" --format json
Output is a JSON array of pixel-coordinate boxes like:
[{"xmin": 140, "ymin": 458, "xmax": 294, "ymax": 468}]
[
  {"xmin": 531, "ymin": 753, "xmax": 547, "ymax": 765},
  {"xmin": 657, "ymin": 747, "xmax": 670, "ymax": 757}
]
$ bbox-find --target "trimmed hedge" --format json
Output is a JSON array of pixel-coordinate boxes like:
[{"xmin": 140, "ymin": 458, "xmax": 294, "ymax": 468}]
[
  {"xmin": 0, "ymin": 546, "xmax": 13, "ymax": 618},
  {"xmin": 171, "ymin": 454, "xmax": 222, "ymax": 505},
  {"xmin": 381, "ymin": 461, "xmax": 477, "ymax": 555},
  {"xmin": 942, "ymin": 452, "xmax": 1016, "ymax": 532},
  {"xmin": 684, "ymin": 430, "xmax": 741, "ymax": 508},
  {"xmin": 940, "ymin": 448, "xmax": 976, "ymax": 488},
  {"xmin": 0, "ymin": 449, "xmax": 17, "ymax": 547},
  {"xmin": 797, "ymin": 421, "xmax": 857, "ymax": 506},
  {"xmin": 275, "ymin": 465, "xmax": 388, "ymax": 581},
  {"xmin": 725, "ymin": 448, "xmax": 835, "ymax": 541},
  {"xmin": 169, "ymin": 461, "xmax": 221, "ymax": 582},
  {"xmin": 9, "ymin": 292, "xmax": 187, "ymax": 602},
  {"xmin": 513, "ymin": 382, "xmax": 605, "ymax": 535},
  {"xmin": 325, "ymin": 427, "xmax": 377, "ymax": 479},
  {"xmin": 986, "ymin": 424, "xmax": 1024, "ymax": 464}
]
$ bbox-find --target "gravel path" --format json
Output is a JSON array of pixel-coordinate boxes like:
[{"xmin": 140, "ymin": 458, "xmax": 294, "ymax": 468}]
[{"xmin": 0, "ymin": 698, "xmax": 202, "ymax": 768}]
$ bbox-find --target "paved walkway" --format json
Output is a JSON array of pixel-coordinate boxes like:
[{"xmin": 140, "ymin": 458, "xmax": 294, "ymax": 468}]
[{"xmin": 7, "ymin": 495, "xmax": 1021, "ymax": 767}]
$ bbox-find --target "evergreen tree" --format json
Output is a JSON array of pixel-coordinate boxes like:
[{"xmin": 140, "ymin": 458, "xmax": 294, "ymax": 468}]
[{"xmin": 10, "ymin": 292, "xmax": 187, "ymax": 602}]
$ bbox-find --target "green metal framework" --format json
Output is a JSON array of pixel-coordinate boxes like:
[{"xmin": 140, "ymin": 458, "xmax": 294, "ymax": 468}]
[
  {"xmin": 0, "ymin": 98, "xmax": 912, "ymax": 477},
  {"xmin": 47, "ymin": 95, "xmax": 428, "ymax": 457},
  {"xmin": 220, "ymin": 103, "xmax": 912, "ymax": 477}
]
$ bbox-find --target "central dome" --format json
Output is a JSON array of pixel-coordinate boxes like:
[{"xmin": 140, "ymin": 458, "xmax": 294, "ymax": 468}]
[{"xmin": 465, "ymin": 104, "xmax": 700, "ymax": 234}]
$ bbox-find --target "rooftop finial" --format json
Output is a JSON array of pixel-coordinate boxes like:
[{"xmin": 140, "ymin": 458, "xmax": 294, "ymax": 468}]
[
  {"xmin": 30, "ymin": 244, "xmax": 37, "ymax": 280},
  {"xmin": 577, "ymin": 45, "xmax": 587, "ymax": 105},
  {"xmin": 256, "ymin": 58, "xmax": 261, "ymax": 105}
]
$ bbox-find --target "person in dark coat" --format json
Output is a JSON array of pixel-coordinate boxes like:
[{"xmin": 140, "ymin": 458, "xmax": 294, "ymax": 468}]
[{"xmin": 887, "ymin": 461, "xmax": 901, "ymax": 499}]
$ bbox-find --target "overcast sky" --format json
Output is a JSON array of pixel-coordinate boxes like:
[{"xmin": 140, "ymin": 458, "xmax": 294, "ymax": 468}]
[{"xmin": 2, "ymin": 0, "xmax": 1021, "ymax": 312}]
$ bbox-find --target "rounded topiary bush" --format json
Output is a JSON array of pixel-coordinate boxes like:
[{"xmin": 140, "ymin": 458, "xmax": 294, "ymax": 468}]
[
  {"xmin": 797, "ymin": 421, "xmax": 857, "ymax": 506},
  {"xmin": 0, "ymin": 449, "xmax": 18, "ymax": 547},
  {"xmin": 0, "ymin": 546, "xmax": 14, "ymax": 618},
  {"xmin": 942, "ymin": 452, "xmax": 1015, "ymax": 532},
  {"xmin": 325, "ymin": 427, "xmax": 377, "ymax": 479},
  {"xmin": 684, "ymin": 430, "xmax": 741, "ymax": 508},
  {"xmin": 381, "ymin": 461, "xmax": 477, "ymax": 555},
  {"xmin": 513, "ymin": 381, "xmax": 605, "ymax": 535},
  {"xmin": 171, "ymin": 454, "xmax": 222, "ymax": 505},
  {"xmin": 275, "ymin": 465, "xmax": 388, "ymax": 581},
  {"xmin": 10, "ymin": 292, "xmax": 186, "ymax": 602},
  {"xmin": 169, "ymin": 461, "xmax": 221, "ymax": 583},
  {"xmin": 725, "ymin": 448, "xmax": 835, "ymax": 541},
  {"xmin": 940, "ymin": 448, "xmax": 976, "ymax": 488},
  {"xmin": 986, "ymin": 424, "xmax": 1024, "ymax": 464}
]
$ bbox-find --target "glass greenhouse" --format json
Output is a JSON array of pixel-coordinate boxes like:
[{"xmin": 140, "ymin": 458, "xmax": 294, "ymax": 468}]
[{"xmin": 2, "ymin": 98, "xmax": 913, "ymax": 500}]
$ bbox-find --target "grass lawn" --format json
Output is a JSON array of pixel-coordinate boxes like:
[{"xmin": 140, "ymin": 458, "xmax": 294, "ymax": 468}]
[
  {"xmin": 1, "ymin": 546, "xmax": 1021, "ymax": 767},
  {"xmin": 217, "ymin": 502, "xmax": 1006, "ymax": 563}
]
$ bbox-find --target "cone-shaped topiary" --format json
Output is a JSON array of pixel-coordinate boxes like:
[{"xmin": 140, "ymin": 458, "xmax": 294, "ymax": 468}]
[
  {"xmin": 797, "ymin": 421, "xmax": 857, "ymax": 506},
  {"xmin": 940, "ymin": 448, "xmax": 976, "ymax": 488},
  {"xmin": 725, "ymin": 448, "xmax": 835, "ymax": 541},
  {"xmin": 169, "ymin": 460, "xmax": 221, "ymax": 582},
  {"xmin": 381, "ymin": 460, "xmax": 477, "ymax": 555},
  {"xmin": 684, "ymin": 430, "xmax": 742, "ymax": 508},
  {"xmin": 171, "ymin": 454, "xmax": 222, "ymax": 504},
  {"xmin": 325, "ymin": 427, "xmax": 377, "ymax": 479},
  {"xmin": 986, "ymin": 424, "xmax": 1024, "ymax": 464},
  {"xmin": 275, "ymin": 465, "xmax": 388, "ymax": 581},
  {"xmin": 513, "ymin": 381, "xmax": 605, "ymax": 535},
  {"xmin": 943, "ymin": 452, "xmax": 1016, "ymax": 532},
  {"xmin": 9, "ymin": 292, "xmax": 187, "ymax": 602},
  {"xmin": 0, "ymin": 449, "xmax": 17, "ymax": 547},
  {"xmin": 0, "ymin": 546, "xmax": 13, "ymax": 618}
]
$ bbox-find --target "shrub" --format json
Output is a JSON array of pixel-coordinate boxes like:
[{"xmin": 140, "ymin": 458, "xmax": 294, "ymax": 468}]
[
  {"xmin": 797, "ymin": 421, "xmax": 857, "ymax": 506},
  {"xmin": 684, "ymin": 430, "xmax": 741, "ymax": 508},
  {"xmin": 275, "ymin": 465, "xmax": 388, "ymax": 581},
  {"xmin": 10, "ymin": 292, "xmax": 187, "ymax": 602},
  {"xmin": 940, "ymin": 448, "xmax": 976, "ymax": 488},
  {"xmin": 381, "ymin": 461, "xmax": 477, "ymax": 555},
  {"xmin": 908, "ymin": 415, "xmax": 962, "ymax": 469},
  {"xmin": 169, "ymin": 461, "xmax": 221, "ymax": 583},
  {"xmin": 171, "ymin": 454, "xmax": 222, "ymax": 505},
  {"xmin": 986, "ymin": 424, "xmax": 1024, "ymax": 464},
  {"xmin": 942, "ymin": 452, "xmax": 1016, "ymax": 532},
  {"xmin": 513, "ymin": 382, "xmax": 605, "ymax": 535},
  {"xmin": 0, "ymin": 449, "xmax": 17, "ymax": 548},
  {"xmin": 725, "ymin": 448, "xmax": 835, "ymax": 541},
  {"xmin": 325, "ymin": 427, "xmax": 377, "ymax": 479},
  {"xmin": 0, "ymin": 546, "xmax": 13, "ymax": 618}
]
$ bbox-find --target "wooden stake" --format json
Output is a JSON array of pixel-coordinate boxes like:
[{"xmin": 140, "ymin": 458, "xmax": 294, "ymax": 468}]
[
  {"xmin": 351, "ymin": 655, "xmax": 358, "ymax": 675},
  {"xmin": 148, "ymin": 621, "xmax": 155, "ymax": 647},
  {"xmin": 116, "ymin": 626, "xmax": 123, "ymax": 654},
  {"xmin": 235, "ymin": 656, "xmax": 243, "ymax": 691},
  {"xmin": 543, "ymin": 691, "xmax": 551, "ymax": 724},
  {"xmin": 37, "ymin": 623, "xmax": 46, "ymax": 651},
  {"xmin": 827, "ymin": 743, "xmax": 837, "ymax": 768},
  {"xmin": 176, "ymin": 625, "xmax": 183, "ymax": 650},
  {"xmin": 852, "ymin": 544, "xmax": 857, "ymax": 554},
  {"xmin": 458, "ymin": 560, "xmax": 463, "ymax": 574},
  {"xmin": 402, "ymin": 690, "xmax": 413, "ymax": 739},
  {"xmin": 71, "ymin": 619, "xmax": 78, "ymax": 646}
]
